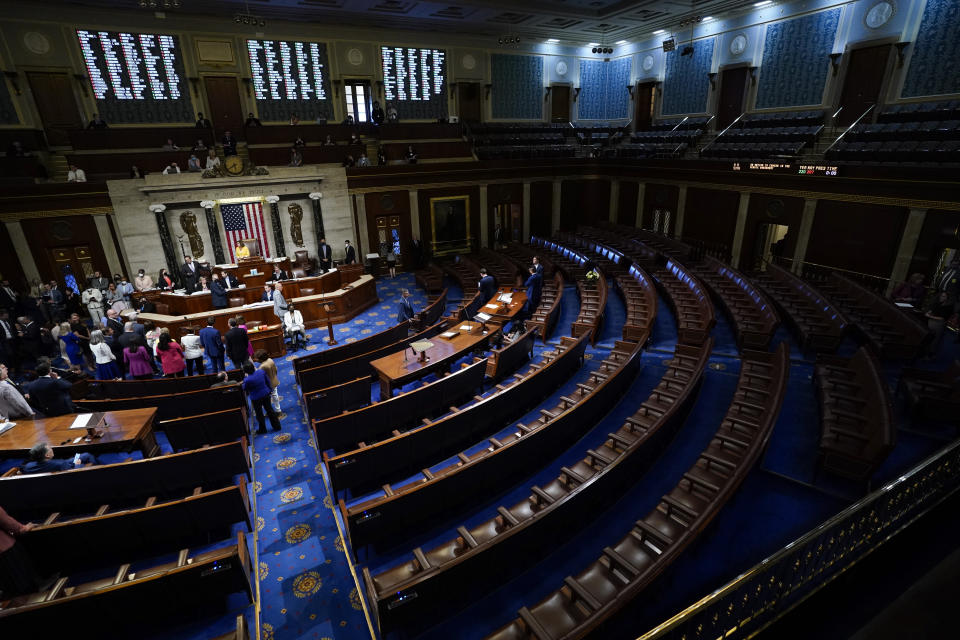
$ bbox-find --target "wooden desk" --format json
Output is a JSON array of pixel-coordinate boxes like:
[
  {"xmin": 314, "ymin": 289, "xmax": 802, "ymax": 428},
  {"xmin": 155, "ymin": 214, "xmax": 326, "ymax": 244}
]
[
  {"xmin": 369, "ymin": 321, "xmax": 491, "ymax": 398},
  {"xmin": 158, "ymin": 271, "xmax": 341, "ymax": 316},
  {"xmin": 248, "ymin": 324, "xmax": 286, "ymax": 358},
  {"xmin": 0, "ymin": 408, "xmax": 159, "ymax": 459},
  {"xmin": 478, "ymin": 287, "xmax": 527, "ymax": 326}
]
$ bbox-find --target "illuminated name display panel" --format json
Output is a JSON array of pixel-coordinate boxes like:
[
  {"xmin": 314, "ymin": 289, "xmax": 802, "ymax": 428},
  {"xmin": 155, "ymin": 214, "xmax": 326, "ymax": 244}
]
[
  {"xmin": 246, "ymin": 39, "xmax": 331, "ymax": 122},
  {"xmin": 380, "ymin": 46, "xmax": 447, "ymax": 120},
  {"xmin": 732, "ymin": 162, "xmax": 839, "ymax": 176},
  {"xmin": 76, "ymin": 29, "xmax": 192, "ymax": 123}
]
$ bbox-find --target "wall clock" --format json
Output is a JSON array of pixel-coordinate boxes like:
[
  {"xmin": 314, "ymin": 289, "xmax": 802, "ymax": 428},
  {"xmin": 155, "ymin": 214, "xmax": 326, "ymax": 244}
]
[
  {"xmin": 730, "ymin": 34, "xmax": 748, "ymax": 56},
  {"xmin": 347, "ymin": 48, "xmax": 364, "ymax": 66},
  {"xmin": 865, "ymin": 1, "xmax": 895, "ymax": 29},
  {"xmin": 462, "ymin": 54, "xmax": 477, "ymax": 70},
  {"xmin": 225, "ymin": 155, "xmax": 244, "ymax": 176},
  {"xmin": 642, "ymin": 55, "xmax": 654, "ymax": 72},
  {"xmin": 556, "ymin": 61, "xmax": 568, "ymax": 76}
]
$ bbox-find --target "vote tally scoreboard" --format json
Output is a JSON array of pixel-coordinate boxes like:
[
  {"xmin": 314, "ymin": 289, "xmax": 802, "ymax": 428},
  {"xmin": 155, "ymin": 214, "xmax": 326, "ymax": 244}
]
[
  {"xmin": 380, "ymin": 46, "xmax": 448, "ymax": 120},
  {"xmin": 245, "ymin": 39, "xmax": 332, "ymax": 122},
  {"xmin": 76, "ymin": 29, "xmax": 193, "ymax": 123},
  {"xmin": 732, "ymin": 162, "xmax": 839, "ymax": 176}
]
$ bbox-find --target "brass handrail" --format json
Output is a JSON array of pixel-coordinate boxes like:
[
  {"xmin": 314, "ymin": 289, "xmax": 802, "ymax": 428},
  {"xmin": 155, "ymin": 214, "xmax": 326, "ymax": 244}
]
[
  {"xmin": 775, "ymin": 255, "xmax": 890, "ymax": 284},
  {"xmin": 637, "ymin": 438, "xmax": 960, "ymax": 640}
]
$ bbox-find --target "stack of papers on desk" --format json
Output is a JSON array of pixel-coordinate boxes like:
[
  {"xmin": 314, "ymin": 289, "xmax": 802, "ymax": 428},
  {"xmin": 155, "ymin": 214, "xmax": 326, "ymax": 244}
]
[
  {"xmin": 473, "ymin": 313, "xmax": 491, "ymax": 322},
  {"xmin": 484, "ymin": 303, "xmax": 499, "ymax": 310},
  {"xmin": 498, "ymin": 293, "xmax": 513, "ymax": 303},
  {"xmin": 0, "ymin": 422, "xmax": 15, "ymax": 436},
  {"xmin": 440, "ymin": 331, "xmax": 457, "ymax": 339},
  {"xmin": 69, "ymin": 413, "xmax": 95, "ymax": 429}
]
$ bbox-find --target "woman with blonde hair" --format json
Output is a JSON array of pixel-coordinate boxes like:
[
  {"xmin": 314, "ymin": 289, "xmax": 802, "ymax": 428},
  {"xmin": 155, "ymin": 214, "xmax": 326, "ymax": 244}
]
[{"xmin": 90, "ymin": 329, "xmax": 121, "ymax": 380}]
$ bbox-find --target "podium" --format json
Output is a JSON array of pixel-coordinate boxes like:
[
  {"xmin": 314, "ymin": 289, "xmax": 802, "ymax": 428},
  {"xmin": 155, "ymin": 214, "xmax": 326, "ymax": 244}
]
[{"xmin": 238, "ymin": 256, "xmax": 269, "ymax": 289}]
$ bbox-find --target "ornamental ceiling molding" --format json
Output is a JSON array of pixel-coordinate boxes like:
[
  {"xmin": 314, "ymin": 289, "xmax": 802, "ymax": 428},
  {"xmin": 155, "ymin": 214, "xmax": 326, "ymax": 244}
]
[{"xmin": 0, "ymin": 206, "xmax": 114, "ymax": 221}]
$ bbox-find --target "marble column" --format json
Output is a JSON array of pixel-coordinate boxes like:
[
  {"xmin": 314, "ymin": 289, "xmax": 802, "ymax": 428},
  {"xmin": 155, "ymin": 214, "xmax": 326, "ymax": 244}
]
[
  {"xmin": 673, "ymin": 185, "xmax": 687, "ymax": 238},
  {"xmin": 522, "ymin": 181, "xmax": 531, "ymax": 242},
  {"xmin": 309, "ymin": 192, "xmax": 325, "ymax": 247},
  {"xmin": 887, "ymin": 208, "xmax": 927, "ymax": 297},
  {"xmin": 792, "ymin": 198, "xmax": 818, "ymax": 274},
  {"xmin": 551, "ymin": 180, "xmax": 562, "ymax": 234},
  {"xmin": 150, "ymin": 203, "xmax": 178, "ymax": 278},
  {"xmin": 4, "ymin": 221, "xmax": 41, "ymax": 285},
  {"xmin": 635, "ymin": 182, "xmax": 646, "ymax": 228},
  {"xmin": 201, "ymin": 200, "xmax": 226, "ymax": 265},
  {"xmin": 608, "ymin": 179, "xmax": 620, "ymax": 223},
  {"xmin": 479, "ymin": 184, "xmax": 489, "ymax": 248},
  {"xmin": 730, "ymin": 192, "xmax": 751, "ymax": 268},
  {"xmin": 266, "ymin": 195, "xmax": 286, "ymax": 258},
  {"xmin": 409, "ymin": 190, "xmax": 421, "ymax": 240}
]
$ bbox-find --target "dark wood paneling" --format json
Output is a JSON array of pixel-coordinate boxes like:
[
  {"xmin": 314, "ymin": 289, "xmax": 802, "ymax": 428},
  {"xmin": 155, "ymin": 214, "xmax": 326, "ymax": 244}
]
[
  {"xmin": 383, "ymin": 141, "xmax": 473, "ymax": 162},
  {"xmin": 530, "ymin": 181, "xmax": 553, "ymax": 237},
  {"xmin": 717, "ymin": 67, "xmax": 749, "ymax": 130},
  {"xmin": 25, "ymin": 72, "xmax": 82, "ymax": 147},
  {"xmin": 550, "ymin": 85, "xmax": 570, "ymax": 123},
  {"xmin": 642, "ymin": 183, "xmax": 679, "ymax": 229},
  {"xmin": 908, "ymin": 210, "xmax": 960, "ymax": 280},
  {"xmin": 635, "ymin": 82, "xmax": 656, "ymax": 131},
  {"xmin": 837, "ymin": 45, "xmax": 891, "ymax": 126},
  {"xmin": 417, "ymin": 186, "xmax": 480, "ymax": 253},
  {"xmin": 741, "ymin": 193, "xmax": 804, "ymax": 270},
  {"xmin": 561, "ymin": 179, "xmax": 609, "ymax": 230},
  {"xmin": 457, "ymin": 83, "xmax": 482, "ymax": 123},
  {"xmin": 203, "ymin": 76, "xmax": 245, "ymax": 135},
  {"xmin": 0, "ymin": 223, "xmax": 28, "ymax": 292},
  {"xmin": 488, "ymin": 182, "xmax": 522, "ymax": 242},
  {"xmin": 682, "ymin": 187, "xmax": 740, "ymax": 248},
  {"xmin": 807, "ymin": 201, "xmax": 907, "ymax": 277},
  {"xmin": 365, "ymin": 190, "xmax": 411, "ymax": 216},
  {"xmin": 617, "ymin": 181, "xmax": 639, "ymax": 226},
  {"xmin": 20, "ymin": 215, "xmax": 110, "ymax": 285}
]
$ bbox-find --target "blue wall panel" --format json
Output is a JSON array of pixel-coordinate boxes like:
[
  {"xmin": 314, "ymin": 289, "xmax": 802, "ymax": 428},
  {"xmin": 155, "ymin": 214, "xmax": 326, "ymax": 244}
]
[
  {"xmin": 578, "ymin": 57, "xmax": 631, "ymax": 120},
  {"xmin": 755, "ymin": 8, "xmax": 841, "ymax": 109},
  {"xmin": 903, "ymin": 0, "xmax": 960, "ymax": 97},
  {"xmin": 491, "ymin": 54, "xmax": 544, "ymax": 120},
  {"xmin": 662, "ymin": 39, "xmax": 715, "ymax": 116}
]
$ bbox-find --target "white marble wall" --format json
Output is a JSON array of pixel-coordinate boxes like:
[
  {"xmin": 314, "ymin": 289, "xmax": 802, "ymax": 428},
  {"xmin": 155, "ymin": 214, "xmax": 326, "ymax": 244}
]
[{"xmin": 106, "ymin": 165, "xmax": 353, "ymax": 275}]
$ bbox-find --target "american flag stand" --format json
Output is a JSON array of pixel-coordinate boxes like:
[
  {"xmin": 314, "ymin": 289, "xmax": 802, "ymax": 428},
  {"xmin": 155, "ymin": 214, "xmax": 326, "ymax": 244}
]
[{"xmin": 221, "ymin": 201, "xmax": 272, "ymax": 261}]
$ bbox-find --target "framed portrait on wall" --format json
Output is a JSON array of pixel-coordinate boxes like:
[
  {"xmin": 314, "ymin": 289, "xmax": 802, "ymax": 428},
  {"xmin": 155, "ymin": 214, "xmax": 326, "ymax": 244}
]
[{"xmin": 429, "ymin": 196, "xmax": 472, "ymax": 256}]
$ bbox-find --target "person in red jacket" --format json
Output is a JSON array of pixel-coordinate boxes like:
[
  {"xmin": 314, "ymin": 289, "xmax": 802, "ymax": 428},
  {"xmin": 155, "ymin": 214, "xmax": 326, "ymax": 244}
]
[{"xmin": 0, "ymin": 504, "xmax": 38, "ymax": 597}]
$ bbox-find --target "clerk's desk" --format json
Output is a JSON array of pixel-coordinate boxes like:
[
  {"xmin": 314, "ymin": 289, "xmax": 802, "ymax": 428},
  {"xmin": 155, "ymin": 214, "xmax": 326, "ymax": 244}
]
[
  {"xmin": 0, "ymin": 408, "xmax": 159, "ymax": 459},
  {"xmin": 135, "ymin": 267, "xmax": 377, "ymax": 340}
]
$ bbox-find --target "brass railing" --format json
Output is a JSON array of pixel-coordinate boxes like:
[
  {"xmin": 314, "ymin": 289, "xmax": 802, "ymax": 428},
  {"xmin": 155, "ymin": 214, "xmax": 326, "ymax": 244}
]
[
  {"xmin": 638, "ymin": 438, "xmax": 960, "ymax": 640},
  {"xmin": 771, "ymin": 255, "xmax": 891, "ymax": 294}
]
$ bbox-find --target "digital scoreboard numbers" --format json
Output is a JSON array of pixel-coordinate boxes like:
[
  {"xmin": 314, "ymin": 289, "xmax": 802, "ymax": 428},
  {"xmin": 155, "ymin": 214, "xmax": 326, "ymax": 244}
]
[
  {"xmin": 246, "ymin": 39, "xmax": 331, "ymax": 122},
  {"xmin": 76, "ymin": 29, "xmax": 192, "ymax": 123},
  {"xmin": 732, "ymin": 162, "xmax": 839, "ymax": 176},
  {"xmin": 380, "ymin": 46, "xmax": 447, "ymax": 120}
]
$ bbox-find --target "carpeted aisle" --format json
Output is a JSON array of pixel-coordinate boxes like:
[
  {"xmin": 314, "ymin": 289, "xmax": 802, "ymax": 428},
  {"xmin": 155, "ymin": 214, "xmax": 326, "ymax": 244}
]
[{"xmin": 253, "ymin": 274, "xmax": 428, "ymax": 640}]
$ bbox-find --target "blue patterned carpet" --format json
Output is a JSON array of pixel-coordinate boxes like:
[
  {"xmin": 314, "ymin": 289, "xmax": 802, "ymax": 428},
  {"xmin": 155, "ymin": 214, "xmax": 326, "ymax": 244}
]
[{"xmin": 254, "ymin": 274, "xmax": 429, "ymax": 640}]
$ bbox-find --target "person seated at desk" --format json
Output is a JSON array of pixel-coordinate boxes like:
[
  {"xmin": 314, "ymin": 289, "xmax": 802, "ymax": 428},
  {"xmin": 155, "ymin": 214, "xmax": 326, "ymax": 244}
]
[
  {"xmin": 161, "ymin": 138, "xmax": 179, "ymax": 151},
  {"xmin": 892, "ymin": 273, "xmax": 926, "ymax": 307},
  {"xmin": 192, "ymin": 139, "xmax": 208, "ymax": 153},
  {"xmin": 22, "ymin": 442, "xmax": 96, "ymax": 474},
  {"xmin": 244, "ymin": 112, "xmax": 261, "ymax": 127},
  {"xmin": 162, "ymin": 162, "xmax": 180, "ymax": 175},
  {"xmin": 271, "ymin": 265, "xmax": 288, "ymax": 281},
  {"xmin": 222, "ymin": 271, "xmax": 241, "ymax": 289},
  {"xmin": 206, "ymin": 149, "xmax": 221, "ymax": 171},
  {"xmin": 134, "ymin": 269, "xmax": 153, "ymax": 292},
  {"xmin": 234, "ymin": 241, "xmax": 250, "ymax": 260},
  {"xmin": 27, "ymin": 362, "xmax": 76, "ymax": 417},
  {"xmin": 0, "ymin": 363, "xmax": 33, "ymax": 419},
  {"xmin": 134, "ymin": 296, "xmax": 156, "ymax": 314},
  {"xmin": 222, "ymin": 131, "xmax": 238, "ymax": 157},
  {"xmin": 261, "ymin": 284, "xmax": 274, "ymax": 302},
  {"xmin": 157, "ymin": 269, "xmax": 176, "ymax": 291},
  {"xmin": 396, "ymin": 288, "xmax": 417, "ymax": 324},
  {"xmin": 283, "ymin": 303, "xmax": 306, "ymax": 351},
  {"xmin": 193, "ymin": 275, "xmax": 210, "ymax": 294},
  {"xmin": 209, "ymin": 371, "xmax": 231, "ymax": 388},
  {"xmin": 187, "ymin": 154, "xmax": 202, "ymax": 172},
  {"xmin": 478, "ymin": 268, "xmax": 497, "ymax": 301}
]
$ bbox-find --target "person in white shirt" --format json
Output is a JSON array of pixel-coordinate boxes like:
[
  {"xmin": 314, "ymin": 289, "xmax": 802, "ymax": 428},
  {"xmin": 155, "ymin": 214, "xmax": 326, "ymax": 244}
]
[
  {"xmin": 162, "ymin": 162, "xmax": 180, "ymax": 175},
  {"xmin": 0, "ymin": 363, "xmax": 33, "ymax": 419},
  {"xmin": 81, "ymin": 287, "xmax": 104, "ymax": 325},
  {"xmin": 283, "ymin": 304, "xmax": 306, "ymax": 351},
  {"xmin": 90, "ymin": 329, "xmax": 121, "ymax": 380},
  {"xmin": 134, "ymin": 269, "xmax": 154, "ymax": 291},
  {"xmin": 67, "ymin": 164, "xmax": 87, "ymax": 182},
  {"xmin": 206, "ymin": 149, "xmax": 221, "ymax": 170},
  {"xmin": 180, "ymin": 328, "xmax": 205, "ymax": 376}
]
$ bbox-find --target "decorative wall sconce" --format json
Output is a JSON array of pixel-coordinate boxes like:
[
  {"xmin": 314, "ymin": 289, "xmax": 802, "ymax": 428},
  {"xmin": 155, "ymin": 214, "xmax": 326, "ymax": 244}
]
[
  {"xmin": 748, "ymin": 67, "xmax": 758, "ymax": 85},
  {"xmin": 484, "ymin": 83, "xmax": 492, "ymax": 99},
  {"xmin": 894, "ymin": 42, "xmax": 910, "ymax": 67},
  {"xmin": 73, "ymin": 73, "xmax": 89, "ymax": 98},
  {"xmin": 573, "ymin": 87, "xmax": 581, "ymax": 102},
  {"xmin": 3, "ymin": 70, "xmax": 21, "ymax": 96},
  {"xmin": 332, "ymin": 79, "xmax": 341, "ymax": 98},
  {"xmin": 626, "ymin": 85, "xmax": 634, "ymax": 98},
  {"xmin": 707, "ymin": 72, "xmax": 717, "ymax": 90},
  {"xmin": 544, "ymin": 86, "xmax": 552, "ymax": 102},
  {"xmin": 828, "ymin": 53, "xmax": 843, "ymax": 76}
]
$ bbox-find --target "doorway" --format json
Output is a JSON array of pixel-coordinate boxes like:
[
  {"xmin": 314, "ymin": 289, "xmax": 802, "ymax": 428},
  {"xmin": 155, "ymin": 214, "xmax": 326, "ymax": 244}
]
[
  {"xmin": 202, "ymin": 76, "xmax": 245, "ymax": 135},
  {"xmin": 369, "ymin": 214, "xmax": 412, "ymax": 269},
  {"xmin": 344, "ymin": 80, "xmax": 372, "ymax": 123},
  {"xmin": 717, "ymin": 67, "xmax": 750, "ymax": 130},
  {"xmin": 635, "ymin": 81, "xmax": 657, "ymax": 130},
  {"xmin": 836, "ymin": 44, "xmax": 892, "ymax": 126},
  {"xmin": 26, "ymin": 71, "xmax": 83, "ymax": 146},
  {"xmin": 754, "ymin": 223, "xmax": 791, "ymax": 270},
  {"xmin": 49, "ymin": 246, "xmax": 96, "ymax": 293},
  {"xmin": 493, "ymin": 203, "xmax": 522, "ymax": 246},
  {"xmin": 458, "ymin": 82, "xmax": 482, "ymax": 123},
  {"xmin": 651, "ymin": 208, "xmax": 673, "ymax": 235},
  {"xmin": 550, "ymin": 85, "xmax": 570, "ymax": 123}
]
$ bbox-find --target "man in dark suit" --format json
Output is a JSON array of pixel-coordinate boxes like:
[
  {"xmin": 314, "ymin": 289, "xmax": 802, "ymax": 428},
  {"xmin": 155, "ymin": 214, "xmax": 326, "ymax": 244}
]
[
  {"xmin": 180, "ymin": 256, "xmax": 199, "ymax": 292},
  {"xmin": 15, "ymin": 316, "xmax": 40, "ymax": 363},
  {"xmin": 532, "ymin": 256, "xmax": 544, "ymax": 276},
  {"xmin": 494, "ymin": 224, "xmax": 503, "ymax": 248},
  {"xmin": 271, "ymin": 265, "xmax": 288, "ymax": 281},
  {"xmin": 0, "ymin": 279, "xmax": 19, "ymax": 312},
  {"xmin": 261, "ymin": 284, "xmax": 273, "ymax": 302},
  {"xmin": 396, "ymin": 288, "xmax": 417, "ymax": 323},
  {"xmin": 523, "ymin": 266, "xmax": 542, "ymax": 314},
  {"xmin": 222, "ymin": 271, "xmax": 241, "ymax": 289},
  {"xmin": 222, "ymin": 131, "xmax": 238, "ymax": 156},
  {"xmin": 135, "ymin": 296, "xmax": 156, "ymax": 313},
  {"xmin": 343, "ymin": 240, "xmax": 356, "ymax": 265},
  {"xmin": 23, "ymin": 442, "xmax": 95, "ymax": 474},
  {"xmin": 0, "ymin": 310, "xmax": 18, "ymax": 372},
  {"xmin": 88, "ymin": 271, "xmax": 110, "ymax": 292},
  {"xmin": 200, "ymin": 317, "xmax": 226, "ymax": 373},
  {"xmin": 195, "ymin": 112, "xmax": 212, "ymax": 129},
  {"xmin": 210, "ymin": 273, "xmax": 228, "ymax": 309},
  {"xmin": 318, "ymin": 238, "xmax": 333, "ymax": 273},
  {"xmin": 478, "ymin": 268, "xmax": 497, "ymax": 302},
  {"xmin": 27, "ymin": 362, "xmax": 76, "ymax": 417},
  {"xmin": 224, "ymin": 318, "xmax": 249, "ymax": 370}
]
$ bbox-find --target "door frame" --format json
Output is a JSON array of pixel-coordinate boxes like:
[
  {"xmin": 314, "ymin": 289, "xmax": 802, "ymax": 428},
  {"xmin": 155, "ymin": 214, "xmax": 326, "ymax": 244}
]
[
  {"xmin": 715, "ymin": 63, "xmax": 753, "ymax": 130},
  {"xmin": 827, "ymin": 36, "xmax": 900, "ymax": 121},
  {"xmin": 549, "ymin": 82, "xmax": 572, "ymax": 124},
  {"xmin": 199, "ymin": 73, "xmax": 246, "ymax": 136},
  {"xmin": 456, "ymin": 81, "xmax": 482, "ymax": 123},
  {"xmin": 22, "ymin": 65, "xmax": 86, "ymax": 145}
]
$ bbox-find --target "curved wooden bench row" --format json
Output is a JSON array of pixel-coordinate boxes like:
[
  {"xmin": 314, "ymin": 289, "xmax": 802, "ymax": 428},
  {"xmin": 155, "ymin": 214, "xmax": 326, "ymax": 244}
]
[
  {"xmin": 293, "ymin": 321, "xmax": 409, "ymax": 382},
  {"xmin": 161, "ymin": 407, "xmax": 249, "ymax": 452},
  {"xmin": 480, "ymin": 248, "xmax": 526, "ymax": 287},
  {"xmin": 313, "ymin": 358, "xmax": 489, "ymax": 452},
  {"xmin": 486, "ymin": 342, "xmax": 789, "ymax": 640},
  {"xmin": 530, "ymin": 236, "xmax": 606, "ymax": 345},
  {"xmin": 343, "ymin": 336, "xmax": 641, "ymax": 552},
  {"xmin": 0, "ymin": 532, "xmax": 253, "ymax": 634},
  {"xmin": 694, "ymin": 255, "xmax": 779, "ymax": 351},
  {"xmin": 366, "ymin": 336, "xmax": 706, "ymax": 634},
  {"xmin": 85, "ymin": 369, "xmax": 244, "ymax": 400},
  {"xmin": 414, "ymin": 288, "xmax": 448, "ymax": 331},
  {"xmin": 0, "ymin": 439, "xmax": 250, "ymax": 521},
  {"xmin": 486, "ymin": 327, "xmax": 537, "ymax": 381},
  {"xmin": 500, "ymin": 242, "xmax": 557, "ymax": 278},
  {"xmin": 526, "ymin": 272, "xmax": 565, "ymax": 343},
  {"xmin": 303, "ymin": 376, "xmax": 371, "ymax": 423},
  {"xmin": 325, "ymin": 332, "xmax": 587, "ymax": 496},
  {"xmin": 74, "ymin": 383, "xmax": 246, "ymax": 424},
  {"xmin": 815, "ymin": 346, "xmax": 895, "ymax": 482},
  {"xmin": 815, "ymin": 273, "xmax": 929, "ymax": 360},
  {"xmin": 23, "ymin": 482, "xmax": 251, "ymax": 577},
  {"xmin": 415, "ymin": 263, "xmax": 446, "ymax": 294},
  {"xmin": 752, "ymin": 263, "xmax": 848, "ymax": 352},
  {"xmin": 897, "ymin": 360, "xmax": 960, "ymax": 421},
  {"xmin": 297, "ymin": 321, "xmax": 447, "ymax": 393}
]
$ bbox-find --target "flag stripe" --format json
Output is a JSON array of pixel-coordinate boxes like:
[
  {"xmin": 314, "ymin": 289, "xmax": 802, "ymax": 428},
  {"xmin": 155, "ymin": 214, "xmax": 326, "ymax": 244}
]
[{"xmin": 221, "ymin": 201, "xmax": 271, "ymax": 262}]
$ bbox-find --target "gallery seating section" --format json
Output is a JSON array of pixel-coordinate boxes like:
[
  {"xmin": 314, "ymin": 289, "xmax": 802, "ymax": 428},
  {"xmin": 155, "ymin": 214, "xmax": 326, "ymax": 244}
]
[
  {"xmin": 325, "ymin": 331, "xmax": 586, "ymax": 496},
  {"xmin": 486, "ymin": 343, "xmax": 789, "ymax": 640},
  {"xmin": 342, "ymin": 332, "xmax": 635, "ymax": 551},
  {"xmin": 897, "ymin": 360, "xmax": 960, "ymax": 422},
  {"xmin": 692, "ymin": 255, "xmax": 779, "ymax": 350},
  {"xmin": 814, "ymin": 347, "xmax": 894, "ymax": 483},
  {"xmin": 752, "ymin": 263, "xmax": 848, "ymax": 353},
  {"xmin": 811, "ymin": 273, "xmax": 929, "ymax": 359},
  {"xmin": 470, "ymin": 123, "xmax": 576, "ymax": 160}
]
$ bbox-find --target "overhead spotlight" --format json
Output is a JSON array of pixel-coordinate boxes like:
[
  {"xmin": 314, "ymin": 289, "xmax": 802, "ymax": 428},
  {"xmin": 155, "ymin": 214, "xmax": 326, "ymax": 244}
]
[
  {"xmin": 498, "ymin": 37, "xmax": 503, "ymax": 44},
  {"xmin": 592, "ymin": 47, "xmax": 598, "ymax": 53},
  {"xmin": 546, "ymin": 38, "xmax": 559, "ymax": 44},
  {"xmin": 615, "ymin": 40, "xmax": 628, "ymax": 45},
  {"xmin": 606, "ymin": 47, "xmax": 613, "ymax": 54}
]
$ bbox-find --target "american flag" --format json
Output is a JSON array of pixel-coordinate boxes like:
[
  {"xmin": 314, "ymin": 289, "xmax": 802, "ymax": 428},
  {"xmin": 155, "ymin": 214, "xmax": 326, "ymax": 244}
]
[{"xmin": 221, "ymin": 202, "xmax": 271, "ymax": 262}]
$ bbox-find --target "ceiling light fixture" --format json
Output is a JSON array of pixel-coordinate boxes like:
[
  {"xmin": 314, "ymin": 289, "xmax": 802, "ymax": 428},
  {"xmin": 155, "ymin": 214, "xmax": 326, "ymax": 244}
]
[
  {"xmin": 653, "ymin": 29, "xmax": 665, "ymax": 35},
  {"xmin": 615, "ymin": 40, "xmax": 628, "ymax": 45},
  {"xmin": 546, "ymin": 38, "xmax": 559, "ymax": 43},
  {"xmin": 703, "ymin": 16, "xmax": 714, "ymax": 21},
  {"xmin": 754, "ymin": 1, "xmax": 772, "ymax": 6}
]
